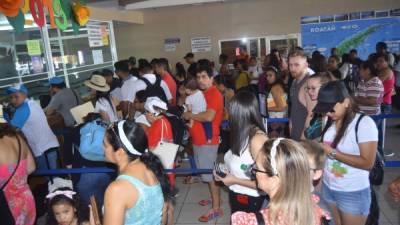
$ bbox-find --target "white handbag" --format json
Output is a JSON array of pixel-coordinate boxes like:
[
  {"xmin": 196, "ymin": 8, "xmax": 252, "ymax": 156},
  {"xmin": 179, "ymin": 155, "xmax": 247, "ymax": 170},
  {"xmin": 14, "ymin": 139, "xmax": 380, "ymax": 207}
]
[{"xmin": 152, "ymin": 118, "xmax": 179, "ymax": 169}]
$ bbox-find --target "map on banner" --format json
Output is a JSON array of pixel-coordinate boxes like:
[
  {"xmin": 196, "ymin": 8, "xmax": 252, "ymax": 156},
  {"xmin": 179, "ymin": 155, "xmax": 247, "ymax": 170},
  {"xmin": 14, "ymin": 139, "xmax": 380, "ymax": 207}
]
[{"xmin": 301, "ymin": 9, "xmax": 400, "ymax": 60}]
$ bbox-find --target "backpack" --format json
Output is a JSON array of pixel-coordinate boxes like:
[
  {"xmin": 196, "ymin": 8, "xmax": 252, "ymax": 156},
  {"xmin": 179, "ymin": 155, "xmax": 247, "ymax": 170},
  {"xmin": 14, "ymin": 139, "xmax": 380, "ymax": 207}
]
[
  {"xmin": 139, "ymin": 75, "xmax": 168, "ymax": 103},
  {"xmin": 79, "ymin": 120, "xmax": 107, "ymax": 161},
  {"xmin": 354, "ymin": 114, "xmax": 384, "ymax": 186},
  {"xmin": 163, "ymin": 112, "xmax": 186, "ymax": 146}
]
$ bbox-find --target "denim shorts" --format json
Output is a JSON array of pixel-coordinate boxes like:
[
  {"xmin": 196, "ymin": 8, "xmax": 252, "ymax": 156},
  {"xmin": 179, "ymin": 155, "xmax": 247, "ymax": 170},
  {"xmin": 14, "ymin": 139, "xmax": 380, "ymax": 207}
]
[
  {"xmin": 193, "ymin": 144, "xmax": 218, "ymax": 182},
  {"xmin": 322, "ymin": 182, "xmax": 371, "ymax": 215}
]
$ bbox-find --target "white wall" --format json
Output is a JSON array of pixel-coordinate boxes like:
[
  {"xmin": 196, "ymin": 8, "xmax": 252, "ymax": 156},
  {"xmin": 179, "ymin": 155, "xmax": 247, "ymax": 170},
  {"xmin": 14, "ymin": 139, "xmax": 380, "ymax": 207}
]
[{"xmin": 114, "ymin": 0, "xmax": 400, "ymax": 67}]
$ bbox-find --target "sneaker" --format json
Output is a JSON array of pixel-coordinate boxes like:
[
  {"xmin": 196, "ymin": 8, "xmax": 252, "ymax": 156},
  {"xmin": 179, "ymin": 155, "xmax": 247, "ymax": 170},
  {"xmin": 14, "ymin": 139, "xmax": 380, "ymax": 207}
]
[
  {"xmin": 181, "ymin": 152, "xmax": 190, "ymax": 161},
  {"xmin": 385, "ymin": 152, "xmax": 395, "ymax": 157},
  {"xmin": 172, "ymin": 187, "xmax": 180, "ymax": 198},
  {"xmin": 198, "ymin": 208, "xmax": 223, "ymax": 222}
]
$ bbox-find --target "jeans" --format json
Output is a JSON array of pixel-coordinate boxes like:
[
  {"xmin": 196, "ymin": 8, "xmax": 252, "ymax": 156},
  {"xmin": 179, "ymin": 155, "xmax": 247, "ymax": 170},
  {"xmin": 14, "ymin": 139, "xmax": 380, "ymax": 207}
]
[
  {"xmin": 377, "ymin": 104, "xmax": 392, "ymax": 156},
  {"xmin": 35, "ymin": 148, "xmax": 59, "ymax": 170},
  {"xmin": 75, "ymin": 171, "xmax": 112, "ymax": 207}
]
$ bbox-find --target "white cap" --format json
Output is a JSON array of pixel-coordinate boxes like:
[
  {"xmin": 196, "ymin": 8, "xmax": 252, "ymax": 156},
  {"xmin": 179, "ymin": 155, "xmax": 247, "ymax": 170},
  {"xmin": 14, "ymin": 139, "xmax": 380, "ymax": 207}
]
[{"xmin": 144, "ymin": 97, "xmax": 168, "ymax": 116}]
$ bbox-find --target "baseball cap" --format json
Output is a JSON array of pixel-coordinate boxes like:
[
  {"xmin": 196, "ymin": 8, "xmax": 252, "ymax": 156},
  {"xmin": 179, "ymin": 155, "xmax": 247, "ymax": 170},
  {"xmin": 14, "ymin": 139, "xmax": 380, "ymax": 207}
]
[
  {"xmin": 313, "ymin": 81, "xmax": 349, "ymax": 114},
  {"xmin": 144, "ymin": 97, "xmax": 168, "ymax": 116},
  {"xmin": 184, "ymin": 52, "xmax": 194, "ymax": 59},
  {"xmin": 6, "ymin": 83, "xmax": 28, "ymax": 95},
  {"xmin": 49, "ymin": 77, "xmax": 65, "ymax": 85}
]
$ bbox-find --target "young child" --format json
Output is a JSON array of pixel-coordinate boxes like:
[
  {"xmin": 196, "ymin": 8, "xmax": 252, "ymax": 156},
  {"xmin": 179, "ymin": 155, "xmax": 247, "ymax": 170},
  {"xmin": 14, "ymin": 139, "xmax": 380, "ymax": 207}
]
[
  {"xmin": 184, "ymin": 78, "xmax": 213, "ymax": 143},
  {"xmin": 300, "ymin": 140, "xmax": 333, "ymax": 225},
  {"xmin": 46, "ymin": 178, "xmax": 89, "ymax": 225}
]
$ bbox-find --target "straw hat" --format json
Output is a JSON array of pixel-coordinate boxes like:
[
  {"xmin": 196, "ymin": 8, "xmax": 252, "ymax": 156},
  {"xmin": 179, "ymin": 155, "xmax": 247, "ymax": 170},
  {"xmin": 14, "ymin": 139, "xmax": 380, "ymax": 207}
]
[{"xmin": 84, "ymin": 75, "xmax": 110, "ymax": 92}]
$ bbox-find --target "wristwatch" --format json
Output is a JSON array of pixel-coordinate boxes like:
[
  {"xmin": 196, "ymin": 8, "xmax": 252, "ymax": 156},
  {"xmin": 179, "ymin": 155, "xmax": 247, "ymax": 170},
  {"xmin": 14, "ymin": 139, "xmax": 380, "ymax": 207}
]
[{"xmin": 328, "ymin": 149, "xmax": 337, "ymax": 159}]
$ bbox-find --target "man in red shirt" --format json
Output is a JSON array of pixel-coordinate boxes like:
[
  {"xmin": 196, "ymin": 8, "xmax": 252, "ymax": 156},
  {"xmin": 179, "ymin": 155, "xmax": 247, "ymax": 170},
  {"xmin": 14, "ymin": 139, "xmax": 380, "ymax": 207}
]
[
  {"xmin": 155, "ymin": 58, "xmax": 177, "ymax": 106},
  {"xmin": 183, "ymin": 60, "xmax": 224, "ymax": 222}
]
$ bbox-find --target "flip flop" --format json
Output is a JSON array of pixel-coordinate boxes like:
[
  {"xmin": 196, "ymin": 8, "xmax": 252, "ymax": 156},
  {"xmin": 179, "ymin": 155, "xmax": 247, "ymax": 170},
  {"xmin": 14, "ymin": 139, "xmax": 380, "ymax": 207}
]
[
  {"xmin": 198, "ymin": 199, "xmax": 212, "ymax": 206},
  {"xmin": 198, "ymin": 208, "xmax": 223, "ymax": 222}
]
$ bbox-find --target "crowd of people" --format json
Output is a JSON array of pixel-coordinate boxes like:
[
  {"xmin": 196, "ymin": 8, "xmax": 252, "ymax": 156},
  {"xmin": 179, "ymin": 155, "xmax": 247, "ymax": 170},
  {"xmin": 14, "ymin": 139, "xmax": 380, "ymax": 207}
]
[{"xmin": 0, "ymin": 41, "xmax": 400, "ymax": 225}]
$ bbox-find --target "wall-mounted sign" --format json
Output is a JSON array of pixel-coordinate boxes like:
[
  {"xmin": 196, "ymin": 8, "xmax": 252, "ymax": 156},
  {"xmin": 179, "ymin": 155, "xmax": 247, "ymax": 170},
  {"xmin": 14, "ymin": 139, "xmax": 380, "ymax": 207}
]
[
  {"xmin": 88, "ymin": 23, "xmax": 103, "ymax": 47},
  {"xmin": 191, "ymin": 37, "xmax": 212, "ymax": 53},
  {"xmin": 301, "ymin": 8, "xmax": 400, "ymax": 59},
  {"xmin": 164, "ymin": 38, "xmax": 180, "ymax": 52}
]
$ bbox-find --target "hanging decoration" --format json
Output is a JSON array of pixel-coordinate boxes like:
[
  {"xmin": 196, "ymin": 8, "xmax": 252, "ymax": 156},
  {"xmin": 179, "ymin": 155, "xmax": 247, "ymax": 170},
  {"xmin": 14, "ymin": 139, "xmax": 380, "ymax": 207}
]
[
  {"xmin": 72, "ymin": 2, "xmax": 90, "ymax": 26},
  {"xmin": 0, "ymin": 0, "xmax": 24, "ymax": 17},
  {"xmin": 0, "ymin": 0, "xmax": 91, "ymax": 34}
]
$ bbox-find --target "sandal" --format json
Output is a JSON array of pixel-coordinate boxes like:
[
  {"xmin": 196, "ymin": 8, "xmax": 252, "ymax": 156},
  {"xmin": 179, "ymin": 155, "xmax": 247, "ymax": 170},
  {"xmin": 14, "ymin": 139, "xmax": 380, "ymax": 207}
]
[
  {"xmin": 183, "ymin": 176, "xmax": 198, "ymax": 184},
  {"xmin": 198, "ymin": 208, "xmax": 223, "ymax": 222},
  {"xmin": 198, "ymin": 199, "xmax": 212, "ymax": 206}
]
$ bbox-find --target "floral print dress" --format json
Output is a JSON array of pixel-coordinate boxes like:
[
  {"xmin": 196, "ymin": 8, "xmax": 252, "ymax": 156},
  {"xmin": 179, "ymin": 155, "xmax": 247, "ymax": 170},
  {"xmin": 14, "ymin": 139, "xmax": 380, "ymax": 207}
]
[{"xmin": 0, "ymin": 160, "xmax": 36, "ymax": 225}]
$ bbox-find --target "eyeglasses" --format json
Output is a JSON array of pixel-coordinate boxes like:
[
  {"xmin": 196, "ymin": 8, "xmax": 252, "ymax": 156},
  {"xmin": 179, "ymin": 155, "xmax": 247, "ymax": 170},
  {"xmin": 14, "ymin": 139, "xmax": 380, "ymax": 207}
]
[{"xmin": 247, "ymin": 163, "xmax": 272, "ymax": 180}]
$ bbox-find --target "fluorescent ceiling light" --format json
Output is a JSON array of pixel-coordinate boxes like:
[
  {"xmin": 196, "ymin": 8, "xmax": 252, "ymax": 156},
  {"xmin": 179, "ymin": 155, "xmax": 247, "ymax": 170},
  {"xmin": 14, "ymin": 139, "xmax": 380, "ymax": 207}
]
[{"xmin": 125, "ymin": 0, "xmax": 225, "ymax": 10}]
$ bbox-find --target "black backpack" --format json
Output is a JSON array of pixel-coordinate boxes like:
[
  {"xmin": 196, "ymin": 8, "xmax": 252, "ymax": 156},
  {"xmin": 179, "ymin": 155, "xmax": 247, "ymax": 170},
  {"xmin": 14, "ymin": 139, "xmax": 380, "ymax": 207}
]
[
  {"xmin": 139, "ymin": 75, "xmax": 168, "ymax": 103},
  {"xmin": 163, "ymin": 112, "xmax": 186, "ymax": 146}
]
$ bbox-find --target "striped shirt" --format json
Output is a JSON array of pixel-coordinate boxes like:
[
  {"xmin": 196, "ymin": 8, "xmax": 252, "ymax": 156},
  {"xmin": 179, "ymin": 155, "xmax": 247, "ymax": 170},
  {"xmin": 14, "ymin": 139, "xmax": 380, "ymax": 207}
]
[{"xmin": 355, "ymin": 77, "xmax": 384, "ymax": 115}]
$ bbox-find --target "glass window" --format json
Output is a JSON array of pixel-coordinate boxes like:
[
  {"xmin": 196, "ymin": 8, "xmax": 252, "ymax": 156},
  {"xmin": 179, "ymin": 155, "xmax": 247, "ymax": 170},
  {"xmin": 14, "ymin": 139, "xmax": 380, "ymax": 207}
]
[{"xmin": 220, "ymin": 40, "xmax": 246, "ymax": 64}]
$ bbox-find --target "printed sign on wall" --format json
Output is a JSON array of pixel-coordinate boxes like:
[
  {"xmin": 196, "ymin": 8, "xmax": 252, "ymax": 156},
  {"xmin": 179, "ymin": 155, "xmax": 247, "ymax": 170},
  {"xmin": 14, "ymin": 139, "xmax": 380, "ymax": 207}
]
[{"xmin": 191, "ymin": 37, "xmax": 212, "ymax": 53}]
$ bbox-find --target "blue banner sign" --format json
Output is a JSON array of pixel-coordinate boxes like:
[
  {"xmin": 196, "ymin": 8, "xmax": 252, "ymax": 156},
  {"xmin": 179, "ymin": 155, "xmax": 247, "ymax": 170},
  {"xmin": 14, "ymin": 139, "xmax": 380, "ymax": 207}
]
[{"xmin": 301, "ymin": 9, "xmax": 400, "ymax": 59}]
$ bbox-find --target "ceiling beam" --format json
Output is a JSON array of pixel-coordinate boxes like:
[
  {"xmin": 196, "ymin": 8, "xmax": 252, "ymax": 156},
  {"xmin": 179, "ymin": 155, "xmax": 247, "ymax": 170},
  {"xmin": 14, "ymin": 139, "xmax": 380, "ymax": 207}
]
[
  {"xmin": 125, "ymin": 0, "xmax": 225, "ymax": 10},
  {"xmin": 118, "ymin": 0, "xmax": 148, "ymax": 6},
  {"xmin": 90, "ymin": 6, "xmax": 144, "ymax": 24}
]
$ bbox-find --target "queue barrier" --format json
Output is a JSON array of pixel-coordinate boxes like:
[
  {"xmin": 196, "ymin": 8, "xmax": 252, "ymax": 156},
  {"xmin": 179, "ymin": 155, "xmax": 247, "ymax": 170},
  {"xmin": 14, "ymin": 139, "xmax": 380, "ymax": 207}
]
[{"xmin": 35, "ymin": 113, "xmax": 400, "ymax": 176}]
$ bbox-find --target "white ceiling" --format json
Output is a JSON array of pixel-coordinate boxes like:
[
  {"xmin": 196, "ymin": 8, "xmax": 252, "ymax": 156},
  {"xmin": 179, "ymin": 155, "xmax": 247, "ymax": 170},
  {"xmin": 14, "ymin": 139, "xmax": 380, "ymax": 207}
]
[{"xmin": 87, "ymin": 0, "xmax": 242, "ymax": 11}]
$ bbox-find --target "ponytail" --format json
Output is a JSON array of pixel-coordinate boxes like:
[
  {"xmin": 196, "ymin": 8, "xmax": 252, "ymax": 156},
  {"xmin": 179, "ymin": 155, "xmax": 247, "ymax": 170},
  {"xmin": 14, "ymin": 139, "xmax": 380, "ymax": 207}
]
[{"xmin": 140, "ymin": 151, "xmax": 173, "ymax": 201}]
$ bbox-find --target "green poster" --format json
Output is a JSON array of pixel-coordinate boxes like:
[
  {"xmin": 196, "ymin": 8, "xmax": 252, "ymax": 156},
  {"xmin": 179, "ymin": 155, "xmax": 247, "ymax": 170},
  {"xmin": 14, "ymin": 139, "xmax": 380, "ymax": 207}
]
[{"xmin": 26, "ymin": 40, "xmax": 41, "ymax": 56}]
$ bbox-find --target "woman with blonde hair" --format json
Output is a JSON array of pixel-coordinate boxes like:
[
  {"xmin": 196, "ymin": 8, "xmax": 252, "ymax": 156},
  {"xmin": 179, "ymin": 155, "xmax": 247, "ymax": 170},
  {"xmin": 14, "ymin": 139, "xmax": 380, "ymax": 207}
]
[{"xmin": 232, "ymin": 138, "xmax": 326, "ymax": 225}]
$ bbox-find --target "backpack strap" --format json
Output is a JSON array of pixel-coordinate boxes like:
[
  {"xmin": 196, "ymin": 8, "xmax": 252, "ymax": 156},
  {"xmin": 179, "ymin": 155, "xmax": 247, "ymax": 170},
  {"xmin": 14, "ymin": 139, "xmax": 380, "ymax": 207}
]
[
  {"xmin": 254, "ymin": 211, "xmax": 265, "ymax": 225},
  {"xmin": 154, "ymin": 75, "xmax": 162, "ymax": 86},
  {"xmin": 355, "ymin": 114, "xmax": 365, "ymax": 143},
  {"xmin": 139, "ymin": 76, "xmax": 152, "ymax": 87}
]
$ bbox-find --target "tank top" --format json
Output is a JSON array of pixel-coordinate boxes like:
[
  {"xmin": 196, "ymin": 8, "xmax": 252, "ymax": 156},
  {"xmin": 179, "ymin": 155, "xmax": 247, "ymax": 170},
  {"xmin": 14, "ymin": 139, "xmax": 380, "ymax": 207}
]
[
  {"xmin": 382, "ymin": 71, "xmax": 395, "ymax": 105},
  {"xmin": 116, "ymin": 175, "xmax": 164, "ymax": 225},
  {"xmin": 267, "ymin": 90, "xmax": 287, "ymax": 119},
  {"xmin": 289, "ymin": 75, "xmax": 309, "ymax": 140}
]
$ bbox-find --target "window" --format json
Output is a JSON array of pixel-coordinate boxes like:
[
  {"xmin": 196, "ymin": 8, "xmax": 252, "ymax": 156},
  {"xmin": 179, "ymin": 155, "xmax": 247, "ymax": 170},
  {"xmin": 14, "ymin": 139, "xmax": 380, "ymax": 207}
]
[{"xmin": 0, "ymin": 16, "xmax": 117, "ymax": 101}]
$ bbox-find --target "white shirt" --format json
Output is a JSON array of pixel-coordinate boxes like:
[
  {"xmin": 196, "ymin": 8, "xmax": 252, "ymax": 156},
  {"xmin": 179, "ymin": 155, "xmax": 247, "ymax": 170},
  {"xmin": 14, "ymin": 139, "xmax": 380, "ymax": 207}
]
[
  {"xmin": 323, "ymin": 114, "xmax": 378, "ymax": 191},
  {"xmin": 339, "ymin": 63, "xmax": 351, "ymax": 80},
  {"xmin": 224, "ymin": 148, "xmax": 260, "ymax": 197},
  {"xmin": 185, "ymin": 90, "xmax": 207, "ymax": 114},
  {"xmin": 307, "ymin": 67, "xmax": 315, "ymax": 75},
  {"xmin": 248, "ymin": 65, "xmax": 262, "ymax": 85},
  {"xmin": 131, "ymin": 74, "xmax": 172, "ymax": 103},
  {"xmin": 110, "ymin": 87, "xmax": 122, "ymax": 101},
  {"xmin": 121, "ymin": 76, "xmax": 138, "ymax": 103},
  {"xmin": 134, "ymin": 112, "xmax": 151, "ymax": 127},
  {"xmin": 94, "ymin": 98, "xmax": 119, "ymax": 123},
  {"xmin": 22, "ymin": 100, "xmax": 59, "ymax": 157}
]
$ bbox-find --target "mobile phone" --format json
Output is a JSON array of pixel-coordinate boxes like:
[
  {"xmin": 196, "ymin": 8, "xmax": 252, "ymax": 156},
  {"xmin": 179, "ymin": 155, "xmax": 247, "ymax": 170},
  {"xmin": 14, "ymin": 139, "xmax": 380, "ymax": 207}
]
[{"xmin": 214, "ymin": 162, "xmax": 227, "ymax": 178}]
